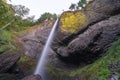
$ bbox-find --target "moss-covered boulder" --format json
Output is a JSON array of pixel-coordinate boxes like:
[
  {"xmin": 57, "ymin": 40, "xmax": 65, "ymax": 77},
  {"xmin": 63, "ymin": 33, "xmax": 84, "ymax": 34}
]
[
  {"xmin": 56, "ymin": 0, "xmax": 120, "ymax": 45},
  {"xmin": 57, "ymin": 14, "xmax": 120, "ymax": 64}
]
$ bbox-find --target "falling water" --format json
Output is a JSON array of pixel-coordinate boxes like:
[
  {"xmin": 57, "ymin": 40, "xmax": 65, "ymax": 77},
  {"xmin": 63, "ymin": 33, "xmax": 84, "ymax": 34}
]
[{"xmin": 34, "ymin": 18, "xmax": 59, "ymax": 80}]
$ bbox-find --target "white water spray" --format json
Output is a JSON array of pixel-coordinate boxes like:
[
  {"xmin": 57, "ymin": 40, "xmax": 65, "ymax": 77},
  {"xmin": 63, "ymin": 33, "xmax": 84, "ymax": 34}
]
[{"xmin": 34, "ymin": 19, "xmax": 59, "ymax": 79}]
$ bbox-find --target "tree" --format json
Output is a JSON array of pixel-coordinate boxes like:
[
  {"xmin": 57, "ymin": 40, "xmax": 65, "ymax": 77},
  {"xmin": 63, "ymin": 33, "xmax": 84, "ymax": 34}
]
[
  {"xmin": 0, "ymin": 0, "xmax": 15, "ymax": 29},
  {"xmin": 0, "ymin": 0, "xmax": 35, "ymax": 53},
  {"xmin": 12, "ymin": 5, "xmax": 30, "ymax": 17},
  {"xmin": 69, "ymin": 3, "xmax": 76, "ymax": 11},
  {"xmin": 77, "ymin": 0, "xmax": 87, "ymax": 8},
  {"xmin": 52, "ymin": 14, "xmax": 57, "ymax": 20},
  {"xmin": 36, "ymin": 12, "xmax": 57, "ymax": 24}
]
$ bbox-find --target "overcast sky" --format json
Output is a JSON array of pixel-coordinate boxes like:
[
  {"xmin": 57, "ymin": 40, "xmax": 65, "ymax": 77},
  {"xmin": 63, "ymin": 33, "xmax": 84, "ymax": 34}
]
[{"xmin": 7, "ymin": 0, "xmax": 79, "ymax": 19}]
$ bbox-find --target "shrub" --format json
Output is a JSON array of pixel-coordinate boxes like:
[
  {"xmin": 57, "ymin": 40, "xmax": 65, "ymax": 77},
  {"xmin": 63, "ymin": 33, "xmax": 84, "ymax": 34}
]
[
  {"xmin": 60, "ymin": 11, "xmax": 87, "ymax": 33},
  {"xmin": 0, "ymin": 30, "xmax": 15, "ymax": 53}
]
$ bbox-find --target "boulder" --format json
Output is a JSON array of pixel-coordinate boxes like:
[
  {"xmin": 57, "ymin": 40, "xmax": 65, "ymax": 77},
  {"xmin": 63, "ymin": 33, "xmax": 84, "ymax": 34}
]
[
  {"xmin": 22, "ymin": 75, "xmax": 41, "ymax": 80},
  {"xmin": 57, "ymin": 14, "xmax": 120, "ymax": 64},
  {"xmin": 0, "ymin": 51, "xmax": 20, "ymax": 73}
]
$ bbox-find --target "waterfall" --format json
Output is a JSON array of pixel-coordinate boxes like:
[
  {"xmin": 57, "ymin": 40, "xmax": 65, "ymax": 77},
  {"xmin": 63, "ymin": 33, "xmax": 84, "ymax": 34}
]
[{"xmin": 34, "ymin": 19, "xmax": 59, "ymax": 80}]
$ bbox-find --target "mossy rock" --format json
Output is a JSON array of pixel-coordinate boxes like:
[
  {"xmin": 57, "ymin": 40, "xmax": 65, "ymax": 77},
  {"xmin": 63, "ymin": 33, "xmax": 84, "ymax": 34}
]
[{"xmin": 18, "ymin": 55, "xmax": 37, "ymax": 75}]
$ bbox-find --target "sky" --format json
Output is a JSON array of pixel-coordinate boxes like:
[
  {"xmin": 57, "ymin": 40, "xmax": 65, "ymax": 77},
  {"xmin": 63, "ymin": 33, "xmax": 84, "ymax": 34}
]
[{"xmin": 7, "ymin": 0, "xmax": 79, "ymax": 19}]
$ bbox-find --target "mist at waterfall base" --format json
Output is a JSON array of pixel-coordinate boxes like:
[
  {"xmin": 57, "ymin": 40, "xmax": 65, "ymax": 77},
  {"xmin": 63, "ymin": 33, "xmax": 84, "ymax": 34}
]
[{"xmin": 34, "ymin": 19, "xmax": 59, "ymax": 80}]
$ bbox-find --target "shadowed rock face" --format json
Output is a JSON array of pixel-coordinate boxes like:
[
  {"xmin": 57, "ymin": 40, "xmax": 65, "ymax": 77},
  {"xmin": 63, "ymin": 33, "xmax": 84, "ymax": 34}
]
[
  {"xmin": 0, "ymin": 74, "xmax": 17, "ymax": 80},
  {"xmin": 57, "ymin": 14, "xmax": 120, "ymax": 64},
  {"xmin": 0, "ymin": 51, "xmax": 20, "ymax": 73}
]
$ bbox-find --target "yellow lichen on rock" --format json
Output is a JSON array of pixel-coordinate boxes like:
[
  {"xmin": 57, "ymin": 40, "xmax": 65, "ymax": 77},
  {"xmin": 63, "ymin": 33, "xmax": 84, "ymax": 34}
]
[{"xmin": 60, "ymin": 11, "xmax": 87, "ymax": 33}]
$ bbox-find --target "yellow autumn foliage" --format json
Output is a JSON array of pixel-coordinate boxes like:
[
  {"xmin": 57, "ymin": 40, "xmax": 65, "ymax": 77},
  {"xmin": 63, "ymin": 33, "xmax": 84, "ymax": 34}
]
[
  {"xmin": 2, "ymin": 0, "xmax": 7, "ymax": 3},
  {"xmin": 60, "ymin": 11, "xmax": 87, "ymax": 33}
]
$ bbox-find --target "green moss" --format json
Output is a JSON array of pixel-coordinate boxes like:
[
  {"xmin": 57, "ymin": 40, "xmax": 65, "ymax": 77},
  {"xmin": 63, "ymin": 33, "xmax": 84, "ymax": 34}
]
[
  {"xmin": 47, "ymin": 65, "xmax": 72, "ymax": 80},
  {"xmin": 18, "ymin": 55, "xmax": 37, "ymax": 75},
  {"xmin": 47, "ymin": 65, "xmax": 64, "ymax": 77}
]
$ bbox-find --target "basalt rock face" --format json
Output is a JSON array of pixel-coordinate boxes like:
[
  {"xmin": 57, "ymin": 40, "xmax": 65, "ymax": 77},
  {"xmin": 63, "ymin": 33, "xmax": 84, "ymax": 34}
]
[
  {"xmin": 21, "ymin": 21, "xmax": 54, "ymax": 58},
  {"xmin": 0, "ymin": 51, "xmax": 20, "ymax": 73},
  {"xmin": 55, "ymin": 0, "xmax": 120, "ymax": 64},
  {"xmin": 20, "ymin": 20, "xmax": 66, "ymax": 69},
  {"xmin": 57, "ymin": 14, "xmax": 120, "ymax": 64},
  {"xmin": 87, "ymin": 0, "xmax": 120, "ymax": 15},
  {"xmin": 57, "ymin": 0, "xmax": 120, "ymax": 45},
  {"xmin": 0, "ymin": 51, "xmax": 23, "ymax": 80}
]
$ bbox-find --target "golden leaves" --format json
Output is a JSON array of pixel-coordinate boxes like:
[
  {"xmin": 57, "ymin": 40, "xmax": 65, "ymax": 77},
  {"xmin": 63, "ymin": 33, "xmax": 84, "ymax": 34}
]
[{"xmin": 60, "ymin": 11, "xmax": 87, "ymax": 33}]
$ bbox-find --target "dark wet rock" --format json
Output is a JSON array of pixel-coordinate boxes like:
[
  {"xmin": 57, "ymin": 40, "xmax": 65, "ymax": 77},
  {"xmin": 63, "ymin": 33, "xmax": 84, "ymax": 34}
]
[
  {"xmin": 106, "ymin": 75, "xmax": 119, "ymax": 80},
  {"xmin": 57, "ymin": 14, "xmax": 120, "ymax": 64},
  {"xmin": 0, "ymin": 51, "xmax": 20, "ymax": 73},
  {"xmin": 108, "ymin": 61, "xmax": 120, "ymax": 74},
  {"xmin": 22, "ymin": 75, "xmax": 41, "ymax": 80},
  {"xmin": 8, "ymin": 64, "xmax": 25, "ymax": 79},
  {"xmin": 0, "ymin": 73, "xmax": 17, "ymax": 80}
]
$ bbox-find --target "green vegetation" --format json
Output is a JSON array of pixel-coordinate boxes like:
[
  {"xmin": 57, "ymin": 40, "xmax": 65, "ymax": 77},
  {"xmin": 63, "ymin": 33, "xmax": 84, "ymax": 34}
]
[
  {"xmin": 69, "ymin": 0, "xmax": 93, "ymax": 10},
  {"xmin": 0, "ymin": 0, "xmax": 57, "ymax": 54},
  {"xmin": 69, "ymin": 38, "xmax": 120, "ymax": 80},
  {"xmin": 47, "ymin": 38, "xmax": 120, "ymax": 80},
  {"xmin": 47, "ymin": 65, "xmax": 71, "ymax": 80},
  {"xmin": 12, "ymin": 5, "xmax": 30, "ymax": 17},
  {"xmin": 35, "ymin": 12, "xmax": 57, "ymax": 24},
  {"xmin": 77, "ymin": 0, "xmax": 87, "ymax": 8},
  {"xmin": 69, "ymin": 3, "xmax": 76, "ymax": 11},
  {"xmin": 0, "ymin": 0, "xmax": 34, "ymax": 54},
  {"xmin": 0, "ymin": 30, "xmax": 15, "ymax": 54}
]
